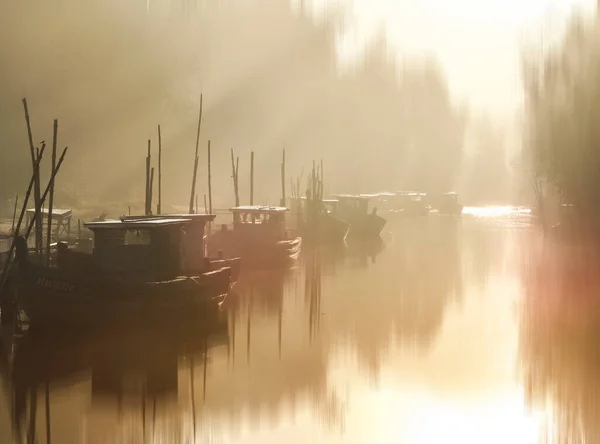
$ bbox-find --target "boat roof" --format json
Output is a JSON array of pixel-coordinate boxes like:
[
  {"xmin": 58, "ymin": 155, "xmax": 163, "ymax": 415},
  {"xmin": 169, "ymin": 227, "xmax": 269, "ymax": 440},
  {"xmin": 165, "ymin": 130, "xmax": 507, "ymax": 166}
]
[
  {"xmin": 26, "ymin": 208, "xmax": 72, "ymax": 216},
  {"xmin": 120, "ymin": 214, "xmax": 216, "ymax": 223},
  {"xmin": 395, "ymin": 191, "xmax": 427, "ymax": 196},
  {"xmin": 85, "ymin": 218, "xmax": 193, "ymax": 230},
  {"xmin": 331, "ymin": 194, "xmax": 370, "ymax": 200},
  {"xmin": 230, "ymin": 205, "xmax": 289, "ymax": 214},
  {"xmin": 360, "ymin": 192, "xmax": 396, "ymax": 198},
  {"xmin": 290, "ymin": 197, "xmax": 339, "ymax": 203}
]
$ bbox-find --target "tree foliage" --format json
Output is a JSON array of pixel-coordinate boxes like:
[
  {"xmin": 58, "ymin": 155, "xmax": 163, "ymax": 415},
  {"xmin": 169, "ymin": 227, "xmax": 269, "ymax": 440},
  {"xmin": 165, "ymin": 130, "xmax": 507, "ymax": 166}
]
[{"xmin": 523, "ymin": 12, "xmax": 600, "ymax": 218}]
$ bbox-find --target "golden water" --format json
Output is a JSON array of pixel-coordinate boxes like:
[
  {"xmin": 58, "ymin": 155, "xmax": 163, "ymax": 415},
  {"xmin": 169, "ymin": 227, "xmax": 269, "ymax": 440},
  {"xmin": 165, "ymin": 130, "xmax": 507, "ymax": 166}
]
[{"xmin": 1, "ymin": 207, "xmax": 594, "ymax": 443}]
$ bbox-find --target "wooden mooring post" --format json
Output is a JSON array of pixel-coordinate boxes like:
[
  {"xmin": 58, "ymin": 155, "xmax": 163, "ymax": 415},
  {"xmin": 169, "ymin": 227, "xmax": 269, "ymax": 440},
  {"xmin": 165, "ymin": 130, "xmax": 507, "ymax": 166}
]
[
  {"xmin": 250, "ymin": 151, "xmax": 254, "ymax": 206},
  {"xmin": 189, "ymin": 94, "xmax": 203, "ymax": 214}
]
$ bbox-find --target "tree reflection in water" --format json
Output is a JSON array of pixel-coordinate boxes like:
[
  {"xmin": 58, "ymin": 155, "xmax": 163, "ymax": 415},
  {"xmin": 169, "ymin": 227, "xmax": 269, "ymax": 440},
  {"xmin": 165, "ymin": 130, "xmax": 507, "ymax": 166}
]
[{"xmin": 521, "ymin": 235, "xmax": 600, "ymax": 443}]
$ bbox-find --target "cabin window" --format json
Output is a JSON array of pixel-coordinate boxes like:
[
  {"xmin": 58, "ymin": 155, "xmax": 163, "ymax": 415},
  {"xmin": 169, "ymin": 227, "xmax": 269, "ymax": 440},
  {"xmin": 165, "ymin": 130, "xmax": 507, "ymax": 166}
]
[{"xmin": 124, "ymin": 229, "xmax": 151, "ymax": 246}]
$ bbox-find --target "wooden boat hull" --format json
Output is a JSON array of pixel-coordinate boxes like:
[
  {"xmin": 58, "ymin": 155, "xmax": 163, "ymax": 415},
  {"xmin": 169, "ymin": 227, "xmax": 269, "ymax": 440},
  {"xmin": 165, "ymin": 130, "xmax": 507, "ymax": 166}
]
[
  {"xmin": 208, "ymin": 256, "xmax": 241, "ymax": 284},
  {"xmin": 346, "ymin": 214, "xmax": 387, "ymax": 238},
  {"xmin": 317, "ymin": 213, "xmax": 349, "ymax": 242},
  {"xmin": 14, "ymin": 260, "xmax": 231, "ymax": 328},
  {"xmin": 206, "ymin": 232, "xmax": 302, "ymax": 268}
]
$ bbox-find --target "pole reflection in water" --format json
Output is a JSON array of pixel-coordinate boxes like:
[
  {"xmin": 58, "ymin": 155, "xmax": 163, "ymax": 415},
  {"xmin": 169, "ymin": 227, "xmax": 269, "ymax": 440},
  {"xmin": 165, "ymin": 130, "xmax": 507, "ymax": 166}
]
[{"xmin": 1, "ymin": 207, "xmax": 592, "ymax": 443}]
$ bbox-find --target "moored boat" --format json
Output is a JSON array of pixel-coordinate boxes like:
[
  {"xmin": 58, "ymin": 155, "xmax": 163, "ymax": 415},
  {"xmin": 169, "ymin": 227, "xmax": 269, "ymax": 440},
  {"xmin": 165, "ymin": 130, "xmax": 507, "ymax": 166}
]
[
  {"xmin": 390, "ymin": 191, "xmax": 430, "ymax": 217},
  {"xmin": 12, "ymin": 216, "xmax": 233, "ymax": 328},
  {"xmin": 118, "ymin": 213, "xmax": 242, "ymax": 284},
  {"xmin": 288, "ymin": 197, "xmax": 349, "ymax": 243},
  {"xmin": 431, "ymin": 192, "xmax": 463, "ymax": 215},
  {"xmin": 330, "ymin": 194, "xmax": 387, "ymax": 238},
  {"xmin": 206, "ymin": 206, "xmax": 302, "ymax": 268}
]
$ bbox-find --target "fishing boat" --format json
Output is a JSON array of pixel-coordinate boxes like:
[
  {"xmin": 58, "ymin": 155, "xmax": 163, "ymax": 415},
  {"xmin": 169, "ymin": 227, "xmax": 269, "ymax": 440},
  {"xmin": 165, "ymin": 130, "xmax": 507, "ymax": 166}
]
[
  {"xmin": 206, "ymin": 206, "xmax": 302, "ymax": 268},
  {"xmin": 330, "ymin": 194, "xmax": 387, "ymax": 238},
  {"xmin": 12, "ymin": 217, "xmax": 232, "ymax": 327},
  {"xmin": 390, "ymin": 191, "xmax": 430, "ymax": 217},
  {"xmin": 431, "ymin": 192, "xmax": 463, "ymax": 215},
  {"xmin": 118, "ymin": 214, "xmax": 242, "ymax": 284},
  {"xmin": 288, "ymin": 197, "xmax": 349, "ymax": 242}
]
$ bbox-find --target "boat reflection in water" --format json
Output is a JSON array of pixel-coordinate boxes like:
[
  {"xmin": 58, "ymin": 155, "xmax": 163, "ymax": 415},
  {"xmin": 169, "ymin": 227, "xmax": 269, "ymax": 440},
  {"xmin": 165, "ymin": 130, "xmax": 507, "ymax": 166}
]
[{"xmin": 3, "ymin": 312, "xmax": 228, "ymax": 444}]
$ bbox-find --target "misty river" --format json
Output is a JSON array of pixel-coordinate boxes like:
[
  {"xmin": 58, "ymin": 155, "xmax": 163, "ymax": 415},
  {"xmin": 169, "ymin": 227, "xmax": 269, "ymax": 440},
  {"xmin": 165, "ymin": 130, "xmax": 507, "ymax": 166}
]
[{"xmin": 0, "ymin": 207, "xmax": 595, "ymax": 443}]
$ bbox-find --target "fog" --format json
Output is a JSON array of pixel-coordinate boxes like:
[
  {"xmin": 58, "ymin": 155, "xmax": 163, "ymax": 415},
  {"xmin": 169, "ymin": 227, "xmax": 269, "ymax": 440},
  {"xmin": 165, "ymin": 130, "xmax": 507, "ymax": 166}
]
[{"xmin": 0, "ymin": 0, "xmax": 530, "ymax": 214}]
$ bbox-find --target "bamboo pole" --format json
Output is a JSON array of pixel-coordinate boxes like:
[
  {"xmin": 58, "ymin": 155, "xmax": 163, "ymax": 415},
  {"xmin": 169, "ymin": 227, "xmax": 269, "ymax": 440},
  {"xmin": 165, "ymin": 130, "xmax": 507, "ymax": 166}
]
[
  {"xmin": 207, "ymin": 140, "xmax": 212, "ymax": 214},
  {"xmin": 24, "ymin": 148, "xmax": 69, "ymax": 239},
  {"xmin": 189, "ymin": 94, "xmax": 203, "ymax": 214},
  {"xmin": 157, "ymin": 124, "xmax": 162, "ymax": 215},
  {"xmin": 46, "ymin": 119, "xmax": 58, "ymax": 266},
  {"xmin": 250, "ymin": 151, "xmax": 254, "ymax": 206},
  {"xmin": 11, "ymin": 195, "xmax": 19, "ymax": 234},
  {"xmin": 203, "ymin": 194, "xmax": 208, "ymax": 214},
  {"xmin": 281, "ymin": 148, "xmax": 286, "ymax": 207},
  {"xmin": 230, "ymin": 148, "xmax": 238, "ymax": 207},
  {"xmin": 149, "ymin": 167, "xmax": 155, "ymax": 215},
  {"xmin": 195, "ymin": 195, "xmax": 199, "ymax": 214},
  {"xmin": 22, "ymin": 98, "xmax": 43, "ymax": 256},
  {"xmin": 0, "ymin": 146, "xmax": 47, "ymax": 295},
  {"xmin": 145, "ymin": 140, "xmax": 151, "ymax": 215},
  {"xmin": 235, "ymin": 157, "xmax": 240, "ymax": 206},
  {"xmin": 77, "ymin": 219, "xmax": 81, "ymax": 242}
]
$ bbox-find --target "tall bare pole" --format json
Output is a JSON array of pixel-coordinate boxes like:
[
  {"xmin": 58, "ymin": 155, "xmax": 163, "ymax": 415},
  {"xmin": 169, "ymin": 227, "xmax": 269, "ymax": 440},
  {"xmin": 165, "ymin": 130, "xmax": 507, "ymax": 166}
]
[
  {"xmin": 157, "ymin": 124, "xmax": 162, "ymax": 214},
  {"xmin": 230, "ymin": 148, "xmax": 237, "ymax": 207},
  {"xmin": 0, "ymin": 148, "xmax": 44, "ymax": 294},
  {"xmin": 24, "ymin": 147, "xmax": 69, "ymax": 239},
  {"xmin": 11, "ymin": 195, "xmax": 19, "ymax": 234},
  {"xmin": 46, "ymin": 119, "xmax": 58, "ymax": 266},
  {"xmin": 235, "ymin": 157, "xmax": 239, "ymax": 206},
  {"xmin": 149, "ymin": 167, "xmax": 155, "ymax": 215},
  {"xmin": 281, "ymin": 148, "xmax": 286, "ymax": 207},
  {"xmin": 189, "ymin": 94, "xmax": 203, "ymax": 214},
  {"xmin": 22, "ymin": 98, "xmax": 42, "ymax": 255},
  {"xmin": 207, "ymin": 140, "xmax": 212, "ymax": 214},
  {"xmin": 145, "ymin": 139, "xmax": 151, "ymax": 215},
  {"xmin": 250, "ymin": 151, "xmax": 254, "ymax": 206}
]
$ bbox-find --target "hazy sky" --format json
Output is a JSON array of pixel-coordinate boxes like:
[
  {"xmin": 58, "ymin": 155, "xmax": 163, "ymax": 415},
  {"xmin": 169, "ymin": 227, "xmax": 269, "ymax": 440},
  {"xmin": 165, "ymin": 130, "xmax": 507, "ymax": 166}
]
[{"xmin": 317, "ymin": 0, "xmax": 596, "ymax": 118}]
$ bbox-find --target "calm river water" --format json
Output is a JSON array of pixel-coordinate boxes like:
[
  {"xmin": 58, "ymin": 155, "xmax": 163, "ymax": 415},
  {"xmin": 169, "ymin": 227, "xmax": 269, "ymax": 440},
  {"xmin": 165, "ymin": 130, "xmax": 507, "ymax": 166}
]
[{"xmin": 1, "ymin": 207, "xmax": 596, "ymax": 443}]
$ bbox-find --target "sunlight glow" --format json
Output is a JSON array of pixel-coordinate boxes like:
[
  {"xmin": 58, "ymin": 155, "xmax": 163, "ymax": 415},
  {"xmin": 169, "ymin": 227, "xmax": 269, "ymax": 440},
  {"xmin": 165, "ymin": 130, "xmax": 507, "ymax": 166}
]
[
  {"xmin": 463, "ymin": 206, "xmax": 532, "ymax": 218},
  {"xmin": 323, "ymin": 0, "xmax": 597, "ymax": 115},
  {"xmin": 372, "ymin": 388, "xmax": 545, "ymax": 444}
]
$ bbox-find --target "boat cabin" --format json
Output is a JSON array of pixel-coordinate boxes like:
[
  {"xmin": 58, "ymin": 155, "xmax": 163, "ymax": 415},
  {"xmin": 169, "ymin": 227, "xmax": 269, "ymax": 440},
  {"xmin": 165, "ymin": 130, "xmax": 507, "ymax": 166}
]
[
  {"xmin": 228, "ymin": 206, "xmax": 288, "ymax": 240},
  {"xmin": 84, "ymin": 215, "xmax": 216, "ymax": 280},
  {"xmin": 330, "ymin": 194, "xmax": 374, "ymax": 220},
  {"xmin": 440, "ymin": 192, "xmax": 459, "ymax": 202},
  {"xmin": 26, "ymin": 208, "xmax": 72, "ymax": 241},
  {"xmin": 288, "ymin": 197, "xmax": 339, "ymax": 214}
]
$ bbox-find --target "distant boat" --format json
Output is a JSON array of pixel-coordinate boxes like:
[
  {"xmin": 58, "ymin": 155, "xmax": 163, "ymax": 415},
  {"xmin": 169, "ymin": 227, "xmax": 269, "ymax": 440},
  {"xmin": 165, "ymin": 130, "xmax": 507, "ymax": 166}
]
[
  {"xmin": 11, "ymin": 216, "xmax": 233, "ymax": 328},
  {"xmin": 288, "ymin": 197, "xmax": 350, "ymax": 243},
  {"xmin": 330, "ymin": 194, "xmax": 387, "ymax": 238},
  {"xmin": 430, "ymin": 192, "xmax": 463, "ymax": 215},
  {"xmin": 206, "ymin": 205, "xmax": 302, "ymax": 268},
  {"xmin": 391, "ymin": 191, "xmax": 430, "ymax": 217}
]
